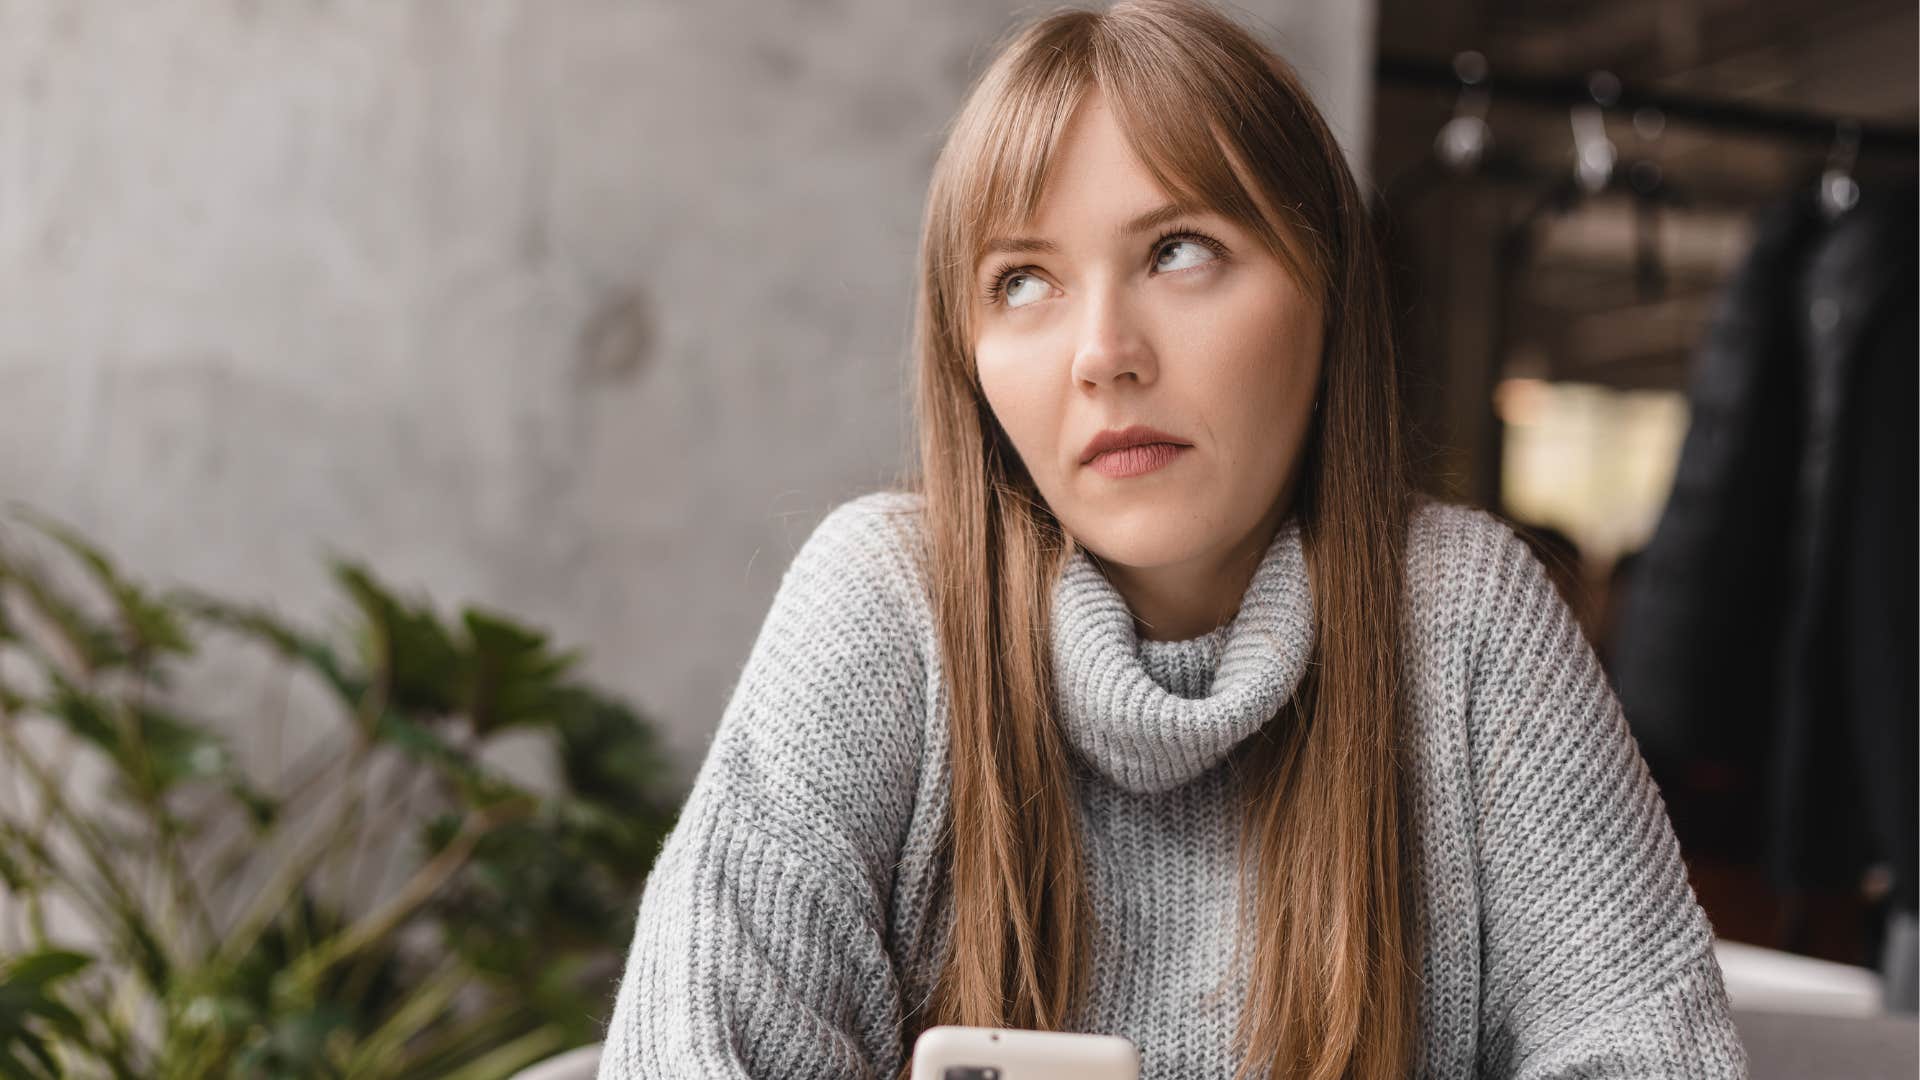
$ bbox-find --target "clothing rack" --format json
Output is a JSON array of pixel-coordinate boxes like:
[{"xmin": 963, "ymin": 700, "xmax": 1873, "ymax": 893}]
[{"xmin": 1378, "ymin": 54, "xmax": 1919, "ymax": 155}]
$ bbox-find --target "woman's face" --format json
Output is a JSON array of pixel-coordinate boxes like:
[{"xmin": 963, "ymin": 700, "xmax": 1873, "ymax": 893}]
[{"xmin": 969, "ymin": 89, "xmax": 1323, "ymax": 581}]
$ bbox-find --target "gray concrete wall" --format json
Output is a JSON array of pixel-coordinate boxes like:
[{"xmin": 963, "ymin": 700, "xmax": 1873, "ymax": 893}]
[{"xmin": 0, "ymin": 0, "xmax": 1374, "ymax": 783}]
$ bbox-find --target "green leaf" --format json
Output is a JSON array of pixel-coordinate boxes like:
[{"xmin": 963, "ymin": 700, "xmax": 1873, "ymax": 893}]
[
  {"xmin": 373, "ymin": 714, "xmax": 526, "ymax": 807},
  {"xmin": 549, "ymin": 688, "xmax": 677, "ymax": 816},
  {"xmin": 173, "ymin": 592, "xmax": 362, "ymax": 705},
  {"xmin": 334, "ymin": 562, "xmax": 464, "ymax": 717},
  {"xmin": 0, "ymin": 951, "xmax": 91, "ymax": 989},
  {"xmin": 10, "ymin": 507, "xmax": 194, "ymax": 663},
  {"xmin": 0, "ymin": 1035, "xmax": 57, "ymax": 1080},
  {"xmin": 117, "ymin": 912, "xmax": 172, "ymax": 993},
  {"xmin": 0, "ymin": 950, "xmax": 93, "ymax": 1080},
  {"xmin": 224, "ymin": 779, "xmax": 279, "ymax": 831},
  {"xmin": 136, "ymin": 704, "xmax": 233, "ymax": 788},
  {"xmin": 229, "ymin": 1003, "xmax": 353, "ymax": 1080},
  {"xmin": 41, "ymin": 676, "xmax": 256, "ymax": 806},
  {"xmin": 0, "ymin": 844, "xmax": 31, "ymax": 894},
  {"xmin": 0, "ymin": 561, "xmax": 126, "ymax": 673},
  {"xmin": 41, "ymin": 675, "xmax": 119, "ymax": 758},
  {"xmin": 459, "ymin": 609, "xmax": 581, "ymax": 736}
]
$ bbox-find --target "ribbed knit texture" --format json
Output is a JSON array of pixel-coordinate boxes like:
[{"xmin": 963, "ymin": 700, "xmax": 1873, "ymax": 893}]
[{"xmin": 597, "ymin": 491, "xmax": 1750, "ymax": 1079}]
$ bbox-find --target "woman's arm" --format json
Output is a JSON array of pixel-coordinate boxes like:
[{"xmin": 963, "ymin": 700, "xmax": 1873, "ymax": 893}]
[
  {"xmin": 598, "ymin": 495, "xmax": 929, "ymax": 1079},
  {"xmin": 1464, "ymin": 517, "xmax": 1749, "ymax": 1078}
]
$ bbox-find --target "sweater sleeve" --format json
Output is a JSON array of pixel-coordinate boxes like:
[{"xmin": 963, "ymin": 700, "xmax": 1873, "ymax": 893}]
[
  {"xmin": 1464, "ymin": 517, "xmax": 1750, "ymax": 1079},
  {"xmin": 597, "ymin": 495, "xmax": 929, "ymax": 1080}
]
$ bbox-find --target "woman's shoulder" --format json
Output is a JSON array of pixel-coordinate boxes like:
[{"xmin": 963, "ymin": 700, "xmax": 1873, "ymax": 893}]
[
  {"xmin": 1402, "ymin": 492, "xmax": 1558, "ymax": 661},
  {"xmin": 743, "ymin": 490, "xmax": 938, "ymax": 730},
  {"xmin": 1404, "ymin": 492, "xmax": 1533, "ymax": 596},
  {"xmin": 795, "ymin": 488, "xmax": 932, "ymax": 620},
  {"xmin": 690, "ymin": 490, "xmax": 936, "ymax": 880},
  {"xmin": 749, "ymin": 489, "xmax": 936, "ymax": 669},
  {"xmin": 817, "ymin": 488, "xmax": 928, "ymax": 551}
]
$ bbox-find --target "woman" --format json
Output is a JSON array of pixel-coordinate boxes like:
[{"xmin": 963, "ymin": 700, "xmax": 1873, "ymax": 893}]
[{"xmin": 598, "ymin": 1, "xmax": 1748, "ymax": 1076}]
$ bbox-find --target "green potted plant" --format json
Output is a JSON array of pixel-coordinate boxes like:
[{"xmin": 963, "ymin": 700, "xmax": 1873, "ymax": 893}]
[{"xmin": 0, "ymin": 507, "xmax": 678, "ymax": 1078}]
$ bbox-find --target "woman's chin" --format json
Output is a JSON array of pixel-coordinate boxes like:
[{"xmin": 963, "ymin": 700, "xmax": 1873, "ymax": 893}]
[{"xmin": 1065, "ymin": 515, "xmax": 1215, "ymax": 571}]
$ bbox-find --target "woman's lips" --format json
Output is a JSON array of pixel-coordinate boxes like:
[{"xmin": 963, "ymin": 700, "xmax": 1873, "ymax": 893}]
[{"xmin": 1086, "ymin": 442, "xmax": 1188, "ymax": 478}]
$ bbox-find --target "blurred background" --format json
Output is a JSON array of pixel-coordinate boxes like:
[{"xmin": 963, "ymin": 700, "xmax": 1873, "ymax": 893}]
[
  {"xmin": 1375, "ymin": 0, "xmax": 1916, "ymax": 988},
  {"xmin": 0, "ymin": 1, "xmax": 1912, "ymax": 1078}
]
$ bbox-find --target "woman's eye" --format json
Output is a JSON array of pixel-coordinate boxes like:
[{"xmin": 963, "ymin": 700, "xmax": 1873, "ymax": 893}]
[
  {"xmin": 1156, "ymin": 238, "xmax": 1216, "ymax": 272},
  {"xmin": 988, "ymin": 231, "xmax": 1222, "ymax": 310},
  {"xmin": 1003, "ymin": 272, "xmax": 1048, "ymax": 309}
]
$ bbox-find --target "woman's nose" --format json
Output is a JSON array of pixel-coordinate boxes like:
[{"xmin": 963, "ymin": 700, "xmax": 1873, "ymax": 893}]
[{"xmin": 1069, "ymin": 287, "xmax": 1157, "ymax": 388}]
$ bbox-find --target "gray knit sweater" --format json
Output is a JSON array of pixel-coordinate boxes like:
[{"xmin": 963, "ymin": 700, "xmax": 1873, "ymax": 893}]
[{"xmin": 598, "ymin": 490, "xmax": 1750, "ymax": 1078}]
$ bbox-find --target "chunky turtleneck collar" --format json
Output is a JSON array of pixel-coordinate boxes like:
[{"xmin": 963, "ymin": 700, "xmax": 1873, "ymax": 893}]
[{"xmin": 1049, "ymin": 515, "xmax": 1314, "ymax": 795}]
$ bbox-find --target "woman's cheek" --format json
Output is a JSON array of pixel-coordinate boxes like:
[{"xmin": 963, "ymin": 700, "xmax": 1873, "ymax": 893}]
[{"xmin": 976, "ymin": 356, "xmax": 1053, "ymax": 474}]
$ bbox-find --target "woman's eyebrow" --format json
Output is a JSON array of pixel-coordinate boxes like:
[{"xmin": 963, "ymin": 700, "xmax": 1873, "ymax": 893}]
[{"xmin": 977, "ymin": 201, "xmax": 1206, "ymax": 264}]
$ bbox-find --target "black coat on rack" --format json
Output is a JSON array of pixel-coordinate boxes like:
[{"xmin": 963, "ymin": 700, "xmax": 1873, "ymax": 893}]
[{"xmin": 1612, "ymin": 177, "xmax": 1918, "ymax": 923}]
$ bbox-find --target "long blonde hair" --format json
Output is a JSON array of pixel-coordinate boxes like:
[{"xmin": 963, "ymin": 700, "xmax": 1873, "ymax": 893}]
[{"xmin": 898, "ymin": 1, "xmax": 1419, "ymax": 1076}]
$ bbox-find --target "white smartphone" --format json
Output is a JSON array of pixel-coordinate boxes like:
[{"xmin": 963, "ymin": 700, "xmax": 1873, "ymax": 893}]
[{"xmin": 909, "ymin": 1025, "xmax": 1141, "ymax": 1080}]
